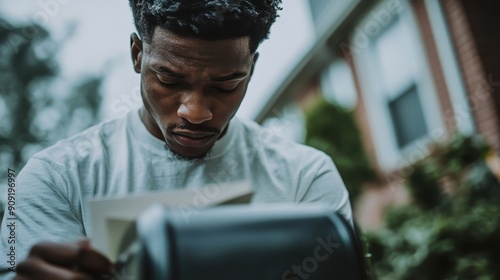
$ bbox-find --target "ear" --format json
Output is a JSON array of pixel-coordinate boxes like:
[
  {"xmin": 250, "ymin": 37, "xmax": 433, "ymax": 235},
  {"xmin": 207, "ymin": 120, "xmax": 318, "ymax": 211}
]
[
  {"xmin": 249, "ymin": 52, "xmax": 259, "ymax": 79},
  {"xmin": 130, "ymin": 33, "xmax": 143, "ymax": 73}
]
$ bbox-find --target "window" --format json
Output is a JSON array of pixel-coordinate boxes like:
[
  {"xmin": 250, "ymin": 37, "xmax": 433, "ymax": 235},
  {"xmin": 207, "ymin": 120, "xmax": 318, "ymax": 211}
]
[
  {"xmin": 388, "ymin": 84, "xmax": 428, "ymax": 148},
  {"xmin": 352, "ymin": 1, "xmax": 445, "ymax": 170}
]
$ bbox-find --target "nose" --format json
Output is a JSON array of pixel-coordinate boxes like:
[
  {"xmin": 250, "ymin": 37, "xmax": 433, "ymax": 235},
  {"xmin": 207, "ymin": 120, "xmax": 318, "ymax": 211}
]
[{"xmin": 177, "ymin": 93, "xmax": 213, "ymax": 124}]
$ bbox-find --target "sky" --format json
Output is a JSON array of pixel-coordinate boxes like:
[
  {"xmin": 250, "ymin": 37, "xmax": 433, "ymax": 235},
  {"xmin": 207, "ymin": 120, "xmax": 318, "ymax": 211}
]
[{"xmin": 0, "ymin": 0, "xmax": 316, "ymax": 120}]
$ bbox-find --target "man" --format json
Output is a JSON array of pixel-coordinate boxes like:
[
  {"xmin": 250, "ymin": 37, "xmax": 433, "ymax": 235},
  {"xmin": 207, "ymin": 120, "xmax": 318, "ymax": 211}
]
[{"xmin": 1, "ymin": 0, "xmax": 352, "ymax": 279}]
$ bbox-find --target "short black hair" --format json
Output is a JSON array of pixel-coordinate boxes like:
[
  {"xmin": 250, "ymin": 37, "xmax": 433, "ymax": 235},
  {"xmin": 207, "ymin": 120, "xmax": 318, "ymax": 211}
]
[{"xmin": 129, "ymin": 0, "xmax": 282, "ymax": 53}]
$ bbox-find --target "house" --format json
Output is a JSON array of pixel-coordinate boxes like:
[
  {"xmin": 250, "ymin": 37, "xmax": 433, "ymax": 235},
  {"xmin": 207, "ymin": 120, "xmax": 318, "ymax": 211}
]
[{"xmin": 256, "ymin": 0, "xmax": 500, "ymax": 228}]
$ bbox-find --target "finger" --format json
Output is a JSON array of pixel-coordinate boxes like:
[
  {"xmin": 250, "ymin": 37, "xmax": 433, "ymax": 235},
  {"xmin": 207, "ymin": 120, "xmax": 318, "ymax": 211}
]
[
  {"xmin": 16, "ymin": 258, "xmax": 94, "ymax": 280},
  {"xmin": 29, "ymin": 242, "xmax": 112, "ymax": 275},
  {"xmin": 77, "ymin": 239, "xmax": 92, "ymax": 249},
  {"xmin": 75, "ymin": 239, "xmax": 114, "ymax": 274}
]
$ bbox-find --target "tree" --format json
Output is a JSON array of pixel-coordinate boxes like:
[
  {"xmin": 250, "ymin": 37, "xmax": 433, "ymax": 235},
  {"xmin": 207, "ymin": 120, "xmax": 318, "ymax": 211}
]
[
  {"xmin": 305, "ymin": 97, "xmax": 375, "ymax": 203},
  {"xmin": 0, "ymin": 18, "xmax": 102, "ymax": 221}
]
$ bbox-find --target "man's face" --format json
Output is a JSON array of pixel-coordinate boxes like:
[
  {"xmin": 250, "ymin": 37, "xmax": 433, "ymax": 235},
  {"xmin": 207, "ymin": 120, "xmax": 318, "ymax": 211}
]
[{"xmin": 131, "ymin": 28, "xmax": 257, "ymax": 159}]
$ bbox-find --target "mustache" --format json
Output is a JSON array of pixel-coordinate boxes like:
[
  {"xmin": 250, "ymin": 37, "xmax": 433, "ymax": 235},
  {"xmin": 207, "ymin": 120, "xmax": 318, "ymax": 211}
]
[{"xmin": 167, "ymin": 123, "xmax": 220, "ymax": 134}]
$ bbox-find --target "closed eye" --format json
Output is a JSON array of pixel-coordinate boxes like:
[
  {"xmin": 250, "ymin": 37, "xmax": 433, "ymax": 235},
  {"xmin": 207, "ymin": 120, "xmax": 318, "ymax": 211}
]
[
  {"xmin": 156, "ymin": 75, "xmax": 181, "ymax": 88},
  {"xmin": 213, "ymin": 86, "xmax": 237, "ymax": 92},
  {"xmin": 211, "ymin": 82, "xmax": 240, "ymax": 93}
]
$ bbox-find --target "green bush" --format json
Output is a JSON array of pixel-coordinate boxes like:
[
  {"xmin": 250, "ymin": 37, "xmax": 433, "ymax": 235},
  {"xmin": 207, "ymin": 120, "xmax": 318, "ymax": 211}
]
[
  {"xmin": 367, "ymin": 135, "xmax": 500, "ymax": 279},
  {"xmin": 305, "ymin": 97, "xmax": 375, "ymax": 203}
]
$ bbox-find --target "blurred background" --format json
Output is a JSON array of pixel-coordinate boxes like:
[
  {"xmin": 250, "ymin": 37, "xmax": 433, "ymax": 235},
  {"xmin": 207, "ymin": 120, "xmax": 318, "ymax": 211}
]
[{"xmin": 1, "ymin": 0, "xmax": 500, "ymax": 278}]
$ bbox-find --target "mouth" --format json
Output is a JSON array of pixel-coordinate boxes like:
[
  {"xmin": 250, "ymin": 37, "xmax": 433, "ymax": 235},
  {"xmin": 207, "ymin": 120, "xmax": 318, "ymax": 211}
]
[{"xmin": 171, "ymin": 129, "xmax": 216, "ymax": 147}]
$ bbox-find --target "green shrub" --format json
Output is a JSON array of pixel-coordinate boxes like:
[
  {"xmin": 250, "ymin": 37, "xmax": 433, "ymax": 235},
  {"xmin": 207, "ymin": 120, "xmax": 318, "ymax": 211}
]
[
  {"xmin": 305, "ymin": 97, "xmax": 375, "ymax": 203},
  {"xmin": 367, "ymin": 135, "xmax": 500, "ymax": 279}
]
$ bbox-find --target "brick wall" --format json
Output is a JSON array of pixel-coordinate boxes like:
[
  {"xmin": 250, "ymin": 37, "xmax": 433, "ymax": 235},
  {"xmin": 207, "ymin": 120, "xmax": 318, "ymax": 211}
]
[
  {"xmin": 441, "ymin": 0, "xmax": 500, "ymax": 151},
  {"xmin": 460, "ymin": 1, "xmax": 500, "ymax": 92},
  {"xmin": 460, "ymin": 1, "xmax": 500, "ymax": 148}
]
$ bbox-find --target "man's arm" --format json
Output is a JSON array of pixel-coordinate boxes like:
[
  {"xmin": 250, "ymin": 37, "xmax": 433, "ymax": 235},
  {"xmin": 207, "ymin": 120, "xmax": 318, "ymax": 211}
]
[
  {"xmin": 13, "ymin": 239, "xmax": 112, "ymax": 280},
  {"xmin": 298, "ymin": 154, "xmax": 353, "ymax": 225},
  {"xmin": 0, "ymin": 157, "xmax": 111, "ymax": 279}
]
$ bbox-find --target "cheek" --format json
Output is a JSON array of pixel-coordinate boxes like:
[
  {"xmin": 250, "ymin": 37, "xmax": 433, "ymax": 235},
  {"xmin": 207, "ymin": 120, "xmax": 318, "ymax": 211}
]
[
  {"xmin": 141, "ymin": 76, "xmax": 180, "ymax": 128},
  {"xmin": 213, "ymin": 92, "xmax": 245, "ymax": 123},
  {"xmin": 143, "ymin": 76, "xmax": 178, "ymax": 111},
  {"xmin": 228, "ymin": 93, "xmax": 245, "ymax": 112},
  {"xmin": 225, "ymin": 83, "xmax": 248, "ymax": 113}
]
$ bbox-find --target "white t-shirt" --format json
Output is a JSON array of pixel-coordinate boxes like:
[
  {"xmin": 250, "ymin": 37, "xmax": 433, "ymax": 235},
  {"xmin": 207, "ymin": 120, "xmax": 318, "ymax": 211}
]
[{"xmin": 0, "ymin": 109, "xmax": 352, "ymax": 270}]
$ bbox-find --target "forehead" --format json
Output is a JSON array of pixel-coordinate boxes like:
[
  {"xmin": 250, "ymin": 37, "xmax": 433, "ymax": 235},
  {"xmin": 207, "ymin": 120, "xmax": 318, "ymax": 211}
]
[{"xmin": 144, "ymin": 27, "xmax": 253, "ymax": 70}]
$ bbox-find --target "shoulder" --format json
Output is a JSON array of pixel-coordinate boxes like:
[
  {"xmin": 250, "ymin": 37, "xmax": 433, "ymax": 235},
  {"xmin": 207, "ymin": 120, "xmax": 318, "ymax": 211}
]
[
  {"xmin": 30, "ymin": 113, "xmax": 129, "ymax": 173},
  {"xmin": 233, "ymin": 117, "xmax": 351, "ymax": 219},
  {"xmin": 234, "ymin": 117, "xmax": 331, "ymax": 166}
]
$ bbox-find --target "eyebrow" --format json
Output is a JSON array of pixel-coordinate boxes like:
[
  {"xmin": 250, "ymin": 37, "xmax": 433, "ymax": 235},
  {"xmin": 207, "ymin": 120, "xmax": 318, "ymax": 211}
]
[{"xmin": 154, "ymin": 65, "xmax": 248, "ymax": 82}]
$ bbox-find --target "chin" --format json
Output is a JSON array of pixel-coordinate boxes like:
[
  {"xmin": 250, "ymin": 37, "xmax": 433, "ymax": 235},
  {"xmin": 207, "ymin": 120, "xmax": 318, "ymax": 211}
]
[{"xmin": 164, "ymin": 143, "xmax": 212, "ymax": 162}]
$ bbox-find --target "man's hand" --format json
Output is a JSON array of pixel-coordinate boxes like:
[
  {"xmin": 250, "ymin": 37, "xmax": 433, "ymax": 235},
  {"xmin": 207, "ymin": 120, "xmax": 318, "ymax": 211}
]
[{"xmin": 14, "ymin": 239, "xmax": 113, "ymax": 280}]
